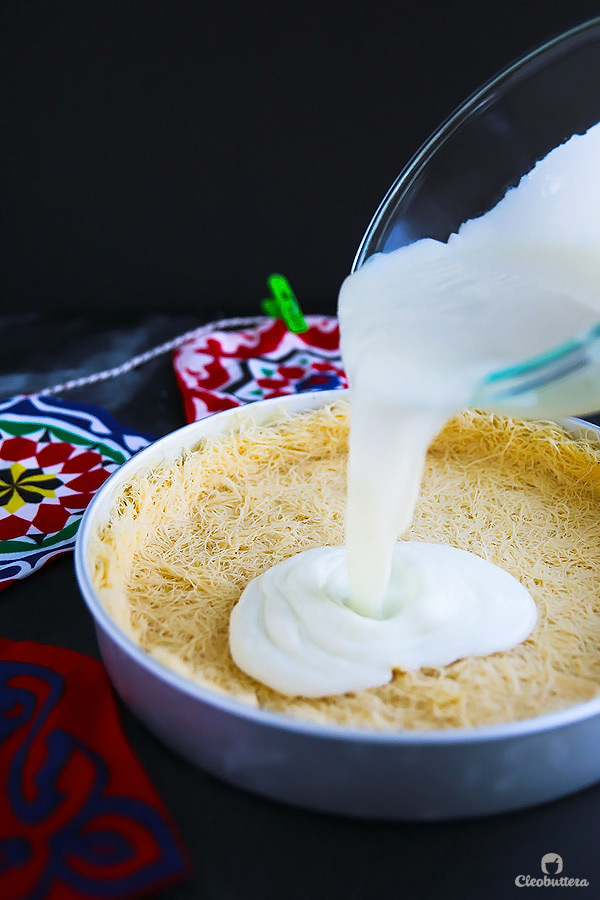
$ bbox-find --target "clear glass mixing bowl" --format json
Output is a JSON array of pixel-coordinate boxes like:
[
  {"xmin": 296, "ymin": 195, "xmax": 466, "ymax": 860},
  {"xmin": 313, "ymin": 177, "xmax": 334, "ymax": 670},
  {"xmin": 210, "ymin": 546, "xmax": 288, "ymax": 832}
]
[{"xmin": 352, "ymin": 17, "xmax": 600, "ymax": 417}]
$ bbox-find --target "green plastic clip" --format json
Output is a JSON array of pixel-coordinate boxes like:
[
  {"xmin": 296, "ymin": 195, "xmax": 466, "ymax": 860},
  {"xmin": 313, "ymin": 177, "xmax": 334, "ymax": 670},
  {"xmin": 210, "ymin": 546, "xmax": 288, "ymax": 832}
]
[{"xmin": 261, "ymin": 274, "xmax": 308, "ymax": 333}]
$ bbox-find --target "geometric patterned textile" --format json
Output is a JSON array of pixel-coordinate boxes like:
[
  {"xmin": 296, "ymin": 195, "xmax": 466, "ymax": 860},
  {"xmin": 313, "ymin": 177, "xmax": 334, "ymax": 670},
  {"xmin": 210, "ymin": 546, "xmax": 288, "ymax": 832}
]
[
  {"xmin": 0, "ymin": 395, "xmax": 152, "ymax": 592},
  {"xmin": 0, "ymin": 637, "xmax": 190, "ymax": 900},
  {"xmin": 173, "ymin": 315, "xmax": 347, "ymax": 422}
]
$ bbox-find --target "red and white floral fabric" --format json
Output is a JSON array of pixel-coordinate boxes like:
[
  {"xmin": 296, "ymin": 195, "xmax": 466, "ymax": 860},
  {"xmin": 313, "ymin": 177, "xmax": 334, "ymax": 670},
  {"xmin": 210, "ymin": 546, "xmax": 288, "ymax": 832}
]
[{"xmin": 173, "ymin": 315, "xmax": 347, "ymax": 422}]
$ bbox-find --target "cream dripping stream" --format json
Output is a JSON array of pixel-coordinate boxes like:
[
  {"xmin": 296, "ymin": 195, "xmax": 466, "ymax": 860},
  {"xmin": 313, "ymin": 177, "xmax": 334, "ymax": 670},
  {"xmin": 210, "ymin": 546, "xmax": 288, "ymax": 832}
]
[{"xmin": 230, "ymin": 122, "xmax": 600, "ymax": 697}]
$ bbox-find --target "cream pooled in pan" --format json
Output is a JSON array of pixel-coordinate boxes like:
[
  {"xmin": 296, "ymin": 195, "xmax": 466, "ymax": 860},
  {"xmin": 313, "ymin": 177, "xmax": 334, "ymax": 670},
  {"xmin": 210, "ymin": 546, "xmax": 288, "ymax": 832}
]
[{"xmin": 229, "ymin": 123, "xmax": 600, "ymax": 697}]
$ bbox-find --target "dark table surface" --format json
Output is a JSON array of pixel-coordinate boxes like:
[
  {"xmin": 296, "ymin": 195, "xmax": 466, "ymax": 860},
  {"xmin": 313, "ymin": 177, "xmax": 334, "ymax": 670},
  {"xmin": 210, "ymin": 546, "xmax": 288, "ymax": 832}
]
[{"xmin": 4, "ymin": 3, "xmax": 600, "ymax": 898}]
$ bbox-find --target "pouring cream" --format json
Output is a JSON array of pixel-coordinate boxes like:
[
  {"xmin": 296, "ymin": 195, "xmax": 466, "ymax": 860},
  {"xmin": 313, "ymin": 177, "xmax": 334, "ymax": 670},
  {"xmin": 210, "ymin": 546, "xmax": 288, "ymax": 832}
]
[
  {"xmin": 230, "ymin": 122, "xmax": 600, "ymax": 696},
  {"xmin": 229, "ymin": 543, "xmax": 536, "ymax": 697}
]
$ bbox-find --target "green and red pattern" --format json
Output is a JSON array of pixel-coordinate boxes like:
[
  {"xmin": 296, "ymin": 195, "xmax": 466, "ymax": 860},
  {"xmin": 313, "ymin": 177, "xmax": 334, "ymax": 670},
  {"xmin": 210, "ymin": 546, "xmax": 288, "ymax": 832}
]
[{"xmin": 0, "ymin": 395, "xmax": 151, "ymax": 592}]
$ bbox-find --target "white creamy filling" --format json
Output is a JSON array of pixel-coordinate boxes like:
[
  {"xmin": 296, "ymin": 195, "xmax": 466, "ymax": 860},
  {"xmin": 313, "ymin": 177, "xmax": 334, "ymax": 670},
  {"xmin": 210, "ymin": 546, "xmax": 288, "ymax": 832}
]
[
  {"xmin": 229, "ymin": 122, "xmax": 600, "ymax": 697},
  {"xmin": 229, "ymin": 544, "xmax": 537, "ymax": 697}
]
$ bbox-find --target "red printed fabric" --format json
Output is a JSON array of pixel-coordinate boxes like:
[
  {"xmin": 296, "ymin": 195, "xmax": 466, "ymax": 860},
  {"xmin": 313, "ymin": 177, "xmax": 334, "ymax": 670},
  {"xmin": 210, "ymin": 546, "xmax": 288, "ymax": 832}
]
[
  {"xmin": 0, "ymin": 638, "xmax": 189, "ymax": 900},
  {"xmin": 0, "ymin": 395, "xmax": 152, "ymax": 592},
  {"xmin": 173, "ymin": 316, "xmax": 347, "ymax": 422}
]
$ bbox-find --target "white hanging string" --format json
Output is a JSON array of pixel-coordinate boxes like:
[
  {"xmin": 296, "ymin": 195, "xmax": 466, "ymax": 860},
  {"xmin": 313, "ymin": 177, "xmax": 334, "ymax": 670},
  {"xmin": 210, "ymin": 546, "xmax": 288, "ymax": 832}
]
[{"xmin": 37, "ymin": 316, "xmax": 265, "ymax": 396}]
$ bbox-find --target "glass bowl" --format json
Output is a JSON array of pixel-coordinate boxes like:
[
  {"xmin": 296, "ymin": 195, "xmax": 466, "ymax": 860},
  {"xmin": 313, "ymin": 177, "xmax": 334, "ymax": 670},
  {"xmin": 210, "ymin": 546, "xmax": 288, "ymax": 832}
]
[{"xmin": 352, "ymin": 17, "xmax": 600, "ymax": 417}]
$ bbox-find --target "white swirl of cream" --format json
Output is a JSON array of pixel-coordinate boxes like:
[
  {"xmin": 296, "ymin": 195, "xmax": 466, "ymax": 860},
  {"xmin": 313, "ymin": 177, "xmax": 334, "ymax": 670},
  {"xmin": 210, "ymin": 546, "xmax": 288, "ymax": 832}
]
[{"xmin": 229, "ymin": 542, "xmax": 536, "ymax": 697}]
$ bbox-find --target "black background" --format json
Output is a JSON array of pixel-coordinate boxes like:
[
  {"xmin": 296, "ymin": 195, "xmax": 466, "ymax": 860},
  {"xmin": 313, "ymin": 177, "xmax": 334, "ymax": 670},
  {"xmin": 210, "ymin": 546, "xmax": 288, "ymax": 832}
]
[
  {"xmin": 3, "ymin": 0, "xmax": 600, "ymax": 321},
  {"xmin": 3, "ymin": 3, "xmax": 600, "ymax": 899}
]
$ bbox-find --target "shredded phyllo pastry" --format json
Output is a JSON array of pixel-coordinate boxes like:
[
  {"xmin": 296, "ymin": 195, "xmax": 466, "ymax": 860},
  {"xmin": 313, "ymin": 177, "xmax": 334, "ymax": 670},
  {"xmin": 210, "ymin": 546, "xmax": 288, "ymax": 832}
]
[{"xmin": 90, "ymin": 401, "xmax": 600, "ymax": 730}]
